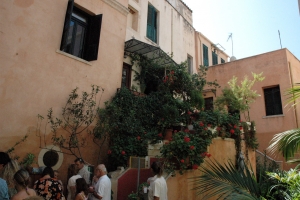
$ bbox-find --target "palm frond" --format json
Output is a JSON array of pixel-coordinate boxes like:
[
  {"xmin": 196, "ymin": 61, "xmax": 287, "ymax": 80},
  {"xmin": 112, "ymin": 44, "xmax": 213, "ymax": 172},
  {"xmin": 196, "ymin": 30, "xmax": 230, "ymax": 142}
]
[
  {"xmin": 190, "ymin": 159, "xmax": 261, "ymax": 200},
  {"xmin": 285, "ymin": 83, "xmax": 300, "ymax": 107},
  {"xmin": 267, "ymin": 129, "xmax": 300, "ymax": 161}
]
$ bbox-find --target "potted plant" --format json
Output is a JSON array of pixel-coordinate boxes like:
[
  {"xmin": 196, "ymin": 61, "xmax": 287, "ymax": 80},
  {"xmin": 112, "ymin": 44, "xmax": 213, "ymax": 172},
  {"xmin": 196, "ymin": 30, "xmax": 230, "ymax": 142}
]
[{"xmin": 20, "ymin": 153, "xmax": 36, "ymax": 172}]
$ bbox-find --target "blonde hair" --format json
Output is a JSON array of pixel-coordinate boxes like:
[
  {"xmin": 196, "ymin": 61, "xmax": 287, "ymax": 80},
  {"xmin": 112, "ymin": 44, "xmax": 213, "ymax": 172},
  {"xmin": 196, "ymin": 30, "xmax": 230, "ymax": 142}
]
[
  {"xmin": 14, "ymin": 169, "xmax": 30, "ymax": 195},
  {"xmin": 2, "ymin": 159, "xmax": 20, "ymax": 188}
]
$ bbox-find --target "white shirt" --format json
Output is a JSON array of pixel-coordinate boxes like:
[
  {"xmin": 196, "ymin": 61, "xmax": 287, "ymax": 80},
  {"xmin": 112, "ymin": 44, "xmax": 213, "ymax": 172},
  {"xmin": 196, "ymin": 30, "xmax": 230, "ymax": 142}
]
[
  {"xmin": 78, "ymin": 165, "xmax": 90, "ymax": 184},
  {"xmin": 91, "ymin": 175, "xmax": 111, "ymax": 200},
  {"xmin": 67, "ymin": 174, "xmax": 82, "ymax": 200},
  {"xmin": 149, "ymin": 176, "xmax": 168, "ymax": 200}
]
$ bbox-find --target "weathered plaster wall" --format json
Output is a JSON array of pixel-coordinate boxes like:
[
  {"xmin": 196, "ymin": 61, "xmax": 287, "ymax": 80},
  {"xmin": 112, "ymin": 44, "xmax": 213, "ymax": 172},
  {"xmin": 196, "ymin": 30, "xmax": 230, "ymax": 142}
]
[
  {"xmin": 167, "ymin": 138, "xmax": 256, "ymax": 200},
  {"xmin": 204, "ymin": 49, "xmax": 300, "ymax": 170},
  {"xmin": 0, "ymin": 0, "xmax": 128, "ymax": 189}
]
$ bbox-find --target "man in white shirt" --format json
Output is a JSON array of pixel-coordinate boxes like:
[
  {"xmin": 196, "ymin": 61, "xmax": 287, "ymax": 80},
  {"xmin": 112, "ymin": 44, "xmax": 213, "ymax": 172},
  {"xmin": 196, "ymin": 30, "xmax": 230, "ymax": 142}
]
[
  {"xmin": 89, "ymin": 164, "xmax": 111, "ymax": 200},
  {"xmin": 74, "ymin": 158, "xmax": 90, "ymax": 184}
]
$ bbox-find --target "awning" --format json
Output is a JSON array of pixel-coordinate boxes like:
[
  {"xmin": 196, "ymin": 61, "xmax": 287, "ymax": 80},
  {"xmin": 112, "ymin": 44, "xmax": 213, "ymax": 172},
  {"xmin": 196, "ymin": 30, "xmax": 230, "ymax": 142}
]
[{"xmin": 124, "ymin": 39, "xmax": 178, "ymax": 66}]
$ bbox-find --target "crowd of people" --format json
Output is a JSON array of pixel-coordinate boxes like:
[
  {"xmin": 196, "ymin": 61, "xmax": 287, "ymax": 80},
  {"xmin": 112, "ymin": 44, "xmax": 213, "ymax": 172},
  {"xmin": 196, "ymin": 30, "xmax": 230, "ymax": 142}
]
[
  {"xmin": 0, "ymin": 152, "xmax": 112, "ymax": 200},
  {"xmin": 0, "ymin": 151, "xmax": 168, "ymax": 200}
]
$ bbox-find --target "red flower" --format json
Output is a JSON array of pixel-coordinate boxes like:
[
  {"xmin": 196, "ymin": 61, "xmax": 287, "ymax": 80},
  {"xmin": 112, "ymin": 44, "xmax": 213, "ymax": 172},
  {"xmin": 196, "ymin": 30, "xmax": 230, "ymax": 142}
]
[
  {"xmin": 206, "ymin": 153, "xmax": 211, "ymax": 158},
  {"xmin": 187, "ymin": 111, "xmax": 192, "ymax": 115},
  {"xmin": 239, "ymin": 126, "xmax": 243, "ymax": 130},
  {"xmin": 234, "ymin": 125, "xmax": 237, "ymax": 129},
  {"xmin": 137, "ymin": 136, "xmax": 141, "ymax": 140},
  {"xmin": 180, "ymin": 159, "xmax": 185, "ymax": 163},
  {"xmin": 158, "ymin": 133, "xmax": 163, "ymax": 137},
  {"xmin": 171, "ymin": 70, "xmax": 175, "ymax": 74},
  {"xmin": 121, "ymin": 151, "xmax": 126, "ymax": 155},
  {"xmin": 207, "ymin": 124, "xmax": 211, "ymax": 127},
  {"xmin": 163, "ymin": 79, "xmax": 166, "ymax": 83},
  {"xmin": 107, "ymin": 150, "xmax": 112, "ymax": 155},
  {"xmin": 204, "ymin": 128, "xmax": 208, "ymax": 131},
  {"xmin": 199, "ymin": 121, "xmax": 204, "ymax": 126},
  {"xmin": 240, "ymin": 120, "xmax": 243, "ymax": 122},
  {"xmin": 230, "ymin": 129, "xmax": 235, "ymax": 134},
  {"xmin": 184, "ymin": 136, "xmax": 190, "ymax": 143},
  {"xmin": 217, "ymin": 127, "xmax": 221, "ymax": 131},
  {"xmin": 184, "ymin": 129, "xmax": 189, "ymax": 133},
  {"xmin": 190, "ymin": 145, "xmax": 195, "ymax": 150},
  {"xmin": 192, "ymin": 164, "xmax": 198, "ymax": 170}
]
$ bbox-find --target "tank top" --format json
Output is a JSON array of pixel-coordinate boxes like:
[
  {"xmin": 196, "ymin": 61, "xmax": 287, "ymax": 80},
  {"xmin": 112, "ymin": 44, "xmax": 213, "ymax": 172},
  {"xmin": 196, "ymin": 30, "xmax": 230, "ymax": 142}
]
[{"xmin": 80, "ymin": 192, "xmax": 88, "ymax": 200}]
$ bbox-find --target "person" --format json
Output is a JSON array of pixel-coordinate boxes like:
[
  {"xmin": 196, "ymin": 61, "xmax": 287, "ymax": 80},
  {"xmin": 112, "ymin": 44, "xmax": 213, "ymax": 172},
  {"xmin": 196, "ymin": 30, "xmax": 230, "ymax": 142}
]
[
  {"xmin": 0, "ymin": 177, "xmax": 9, "ymax": 200},
  {"xmin": 75, "ymin": 178, "xmax": 88, "ymax": 200},
  {"xmin": 0, "ymin": 152, "xmax": 20, "ymax": 198},
  {"xmin": 33, "ymin": 166, "xmax": 63, "ymax": 200},
  {"xmin": 148, "ymin": 162, "xmax": 168, "ymax": 200},
  {"xmin": 11, "ymin": 169, "xmax": 37, "ymax": 200},
  {"xmin": 74, "ymin": 158, "xmax": 90, "ymax": 184},
  {"xmin": 54, "ymin": 170, "xmax": 64, "ymax": 193},
  {"xmin": 88, "ymin": 164, "xmax": 111, "ymax": 200},
  {"xmin": 67, "ymin": 164, "xmax": 81, "ymax": 200}
]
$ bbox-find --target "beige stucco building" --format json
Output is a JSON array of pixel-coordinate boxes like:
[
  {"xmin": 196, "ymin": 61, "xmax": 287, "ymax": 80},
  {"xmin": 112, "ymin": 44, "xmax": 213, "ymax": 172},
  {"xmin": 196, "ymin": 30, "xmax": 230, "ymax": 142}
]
[
  {"xmin": 203, "ymin": 48, "xmax": 300, "ymax": 170},
  {"xmin": 0, "ymin": 0, "xmax": 130, "ymax": 186}
]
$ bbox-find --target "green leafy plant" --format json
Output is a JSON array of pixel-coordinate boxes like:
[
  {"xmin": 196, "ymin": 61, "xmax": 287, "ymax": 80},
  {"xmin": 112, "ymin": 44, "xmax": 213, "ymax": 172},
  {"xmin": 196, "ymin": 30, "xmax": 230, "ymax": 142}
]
[
  {"xmin": 19, "ymin": 153, "xmax": 35, "ymax": 168},
  {"xmin": 127, "ymin": 192, "xmax": 138, "ymax": 200},
  {"xmin": 37, "ymin": 85, "xmax": 104, "ymax": 159}
]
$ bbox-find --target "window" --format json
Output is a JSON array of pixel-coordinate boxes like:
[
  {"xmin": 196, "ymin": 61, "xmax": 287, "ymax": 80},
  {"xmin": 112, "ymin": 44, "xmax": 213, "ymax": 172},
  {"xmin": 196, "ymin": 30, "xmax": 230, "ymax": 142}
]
[
  {"xmin": 121, "ymin": 64, "xmax": 131, "ymax": 88},
  {"xmin": 147, "ymin": 4, "xmax": 157, "ymax": 43},
  {"xmin": 187, "ymin": 55, "xmax": 193, "ymax": 74},
  {"xmin": 264, "ymin": 86, "xmax": 283, "ymax": 116},
  {"xmin": 204, "ymin": 97, "xmax": 213, "ymax": 111},
  {"xmin": 60, "ymin": 0, "xmax": 103, "ymax": 61},
  {"xmin": 212, "ymin": 51, "xmax": 218, "ymax": 65},
  {"xmin": 221, "ymin": 58, "xmax": 225, "ymax": 63},
  {"xmin": 128, "ymin": 6, "xmax": 138, "ymax": 31},
  {"xmin": 203, "ymin": 44, "xmax": 209, "ymax": 66}
]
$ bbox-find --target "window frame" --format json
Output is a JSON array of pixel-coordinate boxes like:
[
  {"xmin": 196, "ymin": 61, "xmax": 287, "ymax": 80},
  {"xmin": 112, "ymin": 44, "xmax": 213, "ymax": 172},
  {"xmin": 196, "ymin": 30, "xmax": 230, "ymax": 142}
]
[
  {"xmin": 203, "ymin": 44, "xmax": 209, "ymax": 66},
  {"xmin": 146, "ymin": 4, "xmax": 157, "ymax": 43},
  {"xmin": 121, "ymin": 63, "xmax": 132, "ymax": 89},
  {"xmin": 263, "ymin": 85, "xmax": 283, "ymax": 116},
  {"xmin": 221, "ymin": 58, "xmax": 225, "ymax": 64},
  {"xmin": 204, "ymin": 97, "xmax": 214, "ymax": 111},
  {"xmin": 60, "ymin": 0, "xmax": 103, "ymax": 61},
  {"xmin": 187, "ymin": 55, "xmax": 193, "ymax": 74},
  {"xmin": 212, "ymin": 51, "xmax": 218, "ymax": 65}
]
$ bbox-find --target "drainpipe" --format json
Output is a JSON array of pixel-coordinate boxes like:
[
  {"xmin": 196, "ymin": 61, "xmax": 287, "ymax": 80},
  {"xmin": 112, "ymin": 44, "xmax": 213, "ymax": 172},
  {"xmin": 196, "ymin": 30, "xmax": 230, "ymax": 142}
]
[
  {"xmin": 288, "ymin": 61, "xmax": 299, "ymax": 128},
  {"xmin": 171, "ymin": 9, "xmax": 173, "ymax": 54}
]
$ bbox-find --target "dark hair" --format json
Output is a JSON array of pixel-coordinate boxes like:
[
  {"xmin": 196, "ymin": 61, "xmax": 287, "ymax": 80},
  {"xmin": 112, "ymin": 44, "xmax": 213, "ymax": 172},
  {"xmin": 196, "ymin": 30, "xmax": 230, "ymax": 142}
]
[
  {"xmin": 0, "ymin": 152, "xmax": 11, "ymax": 165},
  {"xmin": 42, "ymin": 166, "xmax": 54, "ymax": 178},
  {"xmin": 14, "ymin": 169, "xmax": 30, "ymax": 194},
  {"xmin": 76, "ymin": 178, "xmax": 88, "ymax": 196},
  {"xmin": 74, "ymin": 158, "xmax": 84, "ymax": 164},
  {"xmin": 68, "ymin": 164, "xmax": 77, "ymax": 179},
  {"xmin": 151, "ymin": 161, "xmax": 163, "ymax": 177}
]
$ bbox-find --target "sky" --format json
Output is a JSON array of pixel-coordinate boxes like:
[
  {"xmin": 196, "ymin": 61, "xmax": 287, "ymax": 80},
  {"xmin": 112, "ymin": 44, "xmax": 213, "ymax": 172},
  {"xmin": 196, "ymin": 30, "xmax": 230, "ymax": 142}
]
[{"xmin": 182, "ymin": 0, "xmax": 300, "ymax": 60}]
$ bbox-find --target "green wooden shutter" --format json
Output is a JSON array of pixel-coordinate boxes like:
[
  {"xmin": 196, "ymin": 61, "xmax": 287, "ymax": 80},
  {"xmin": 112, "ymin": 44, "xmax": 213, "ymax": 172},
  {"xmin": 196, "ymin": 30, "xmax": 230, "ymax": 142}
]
[
  {"xmin": 147, "ymin": 4, "xmax": 157, "ymax": 43},
  {"xmin": 203, "ymin": 44, "xmax": 209, "ymax": 66}
]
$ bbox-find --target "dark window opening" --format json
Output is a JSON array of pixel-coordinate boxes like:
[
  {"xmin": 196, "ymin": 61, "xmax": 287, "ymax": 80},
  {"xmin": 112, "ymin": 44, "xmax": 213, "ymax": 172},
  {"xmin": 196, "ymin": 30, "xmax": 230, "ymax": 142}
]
[
  {"xmin": 204, "ymin": 97, "xmax": 213, "ymax": 111},
  {"xmin": 187, "ymin": 55, "xmax": 193, "ymax": 74},
  {"xmin": 60, "ymin": 0, "xmax": 103, "ymax": 61},
  {"xmin": 264, "ymin": 86, "xmax": 283, "ymax": 116},
  {"xmin": 221, "ymin": 58, "xmax": 225, "ymax": 63},
  {"xmin": 212, "ymin": 51, "xmax": 218, "ymax": 65},
  {"xmin": 121, "ymin": 63, "xmax": 132, "ymax": 89}
]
